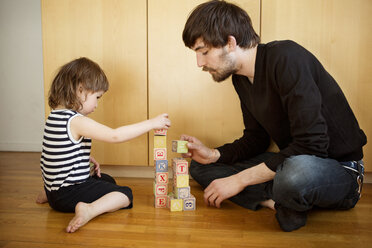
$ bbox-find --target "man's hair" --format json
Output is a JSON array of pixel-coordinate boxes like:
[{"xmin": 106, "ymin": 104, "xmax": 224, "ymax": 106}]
[
  {"xmin": 182, "ymin": 0, "xmax": 260, "ymax": 49},
  {"xmin": 48, "ymin": 57, "xmax": 109, "ymax": 110}
]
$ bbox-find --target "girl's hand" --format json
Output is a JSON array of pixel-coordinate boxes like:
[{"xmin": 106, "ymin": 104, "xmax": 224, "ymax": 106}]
[
  {"xmin": 90, "ymin": 156, "xmax": 101, "ymax": 177},
  {"xmin": 150, "ymin": 113, "xmax": 171, "ymax": 130}
]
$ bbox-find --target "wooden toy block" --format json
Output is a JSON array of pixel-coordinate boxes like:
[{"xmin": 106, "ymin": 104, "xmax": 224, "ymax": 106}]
[
  {"xmin": 153, "ymin": 182, "xmax": 168, "ymax": 196},
  {"xmin": 183, "ymin": 195, "xmax": 196, "ymax": 211},
  {"xmin": 155, "ymin": 160, "xmax": 168, "ymax": 172},
  {"xmin": 173, "ymin": 174, "xmax": 189, "ymax": 188},
  {"xmin": 154, "ymin": 129, "xmax": 167, "ymax": 136},
  {"xmin": 169, "ymin": 197, "xmax": 183, "ymax": 212},
  {"xmin": 174, "ymin": 186, "xmax": 190, "ymax": 199},
  {"xmin": 154, "ymin": 148, "xmax": 167, "ymax": 160},
  {"xmin": 172, "ymin": 158, "xmax": 188, "ymax": 175},
  {"xmin": 154, "ymin": 135, "xmax": 166, "ymax": 148},
  {"xmin": 155, "ymin": 172, "xmax": 168, "ymax": 184},
  {"xmin": 155, "ymin": 196, "xmax": 167, "ymax": 208},
  {"xmin": 172, "ymin": 140, "xmax": 188, "ymax": 153}
]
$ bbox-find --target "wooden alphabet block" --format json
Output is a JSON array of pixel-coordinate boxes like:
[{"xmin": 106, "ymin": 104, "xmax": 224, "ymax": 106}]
[
  {"xmin": 174, "ymin": 186, "xmax": 190, "ymax": 199},
  {"xmin": 154, "ymin": 148, "xmax": 167, "ymax": 160},
  {"xmin": 155, "ymin": 160, "xmax": 168, "ymax": 172},
  {"xmin": 169, "ymin": 197, "xmax": 183, "ymax": 212},
  {"xmin": 172, "ymin": 140, "xmax": 188, "ymax": 153},
  {"xmin": 155, "ymin": 196, "xmax": 167, "ymax": 208},
  {"xmin": 172, "ymin": 158, "xmax": 188, "ymax": 175},
  {"xmin": 173, "ymin": 174, "xmax": 189, "ymax": 188},
  {"xmin": 155, "ymin": 172, "xmax": 169, "ymax": 184},
  {"xmin": 154, "ymin": 135, "xmax": 166, "ymax": 148},
  {"xmin": 183, "ymin": 195, "xmax": 196, "ymax": 211},
  {"xmin": 153, "ymin": 182, "xmax": 168, "ymax": 196},
  {"xmin": 154, "ymin": 129, "xmax": 167, "ymax": 136}
]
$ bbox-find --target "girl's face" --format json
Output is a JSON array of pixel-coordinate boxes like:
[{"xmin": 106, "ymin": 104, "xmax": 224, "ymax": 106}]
[{"xmin": 78, "ymin": 90, "xmax": 104, "ymax": 115}]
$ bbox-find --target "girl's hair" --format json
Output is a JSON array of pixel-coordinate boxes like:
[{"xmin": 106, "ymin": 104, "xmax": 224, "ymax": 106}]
[
  {"xmin": 182, "ymin": 0, "xmax": 260, "ymax": 49},
  {"xmin": 48, "ymin": 57, "xmax": 109, "ymax": 110}
]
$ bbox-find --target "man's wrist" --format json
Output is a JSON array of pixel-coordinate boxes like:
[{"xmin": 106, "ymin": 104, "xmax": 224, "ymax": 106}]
[{"xmin": 209, "ymin": 149, "xmax": 220, "ymax": 163}]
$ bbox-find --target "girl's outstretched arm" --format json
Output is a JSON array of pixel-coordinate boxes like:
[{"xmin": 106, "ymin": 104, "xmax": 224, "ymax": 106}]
[{"xmin": 71, "ymin": 113, "xmax": 170, "ymax": 143}]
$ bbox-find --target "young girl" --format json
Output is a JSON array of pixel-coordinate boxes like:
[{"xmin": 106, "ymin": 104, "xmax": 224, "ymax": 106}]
[{"xmin": 36, "ymin": 57, "xmax": 171, "ymax": 233}]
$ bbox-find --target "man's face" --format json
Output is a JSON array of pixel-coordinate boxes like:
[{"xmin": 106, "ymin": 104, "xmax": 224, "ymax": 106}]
[{"xmin": 192, "ymin": 38, "xmax": 237, "ymax": 82}]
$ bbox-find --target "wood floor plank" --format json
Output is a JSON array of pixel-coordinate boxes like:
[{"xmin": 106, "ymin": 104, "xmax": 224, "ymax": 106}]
[{"xmin": 0, "ymin": 152, "xmax": 371, "ymax": 248}]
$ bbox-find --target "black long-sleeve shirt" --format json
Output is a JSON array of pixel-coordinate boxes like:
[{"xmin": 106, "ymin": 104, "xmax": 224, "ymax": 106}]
[{"xmin": 216, "ymin": 40, "xmax": 367, "ymax": 171}]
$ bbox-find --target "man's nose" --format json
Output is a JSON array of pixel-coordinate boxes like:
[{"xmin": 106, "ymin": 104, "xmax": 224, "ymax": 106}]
[{"xmin": 196, "ymin": 53, "xmax": 205, "ymax": 67}]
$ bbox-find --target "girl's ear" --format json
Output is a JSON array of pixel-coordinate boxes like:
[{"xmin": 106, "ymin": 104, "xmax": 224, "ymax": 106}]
[{"xmin": 76, "ymin": 83, "xmax": 85, "ymax": 101}]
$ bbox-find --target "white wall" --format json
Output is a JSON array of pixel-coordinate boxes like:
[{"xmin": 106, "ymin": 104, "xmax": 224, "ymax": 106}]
[{"xmin": 0, "ymin": 0, "xmax": 44, "ymax": 151}]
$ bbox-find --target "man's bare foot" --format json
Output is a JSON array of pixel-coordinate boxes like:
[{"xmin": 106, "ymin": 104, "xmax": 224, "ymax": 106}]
[
  {"xmin": 260, "ymin": 199, "xmax": 275, "ymax": 210},
  {"xmin": 66, "ymin": 202, "xmax": 93, "ymax": 233},
  {"xmin": 36, "ymin": 190, "xmax": 48, "ymax": 204}
]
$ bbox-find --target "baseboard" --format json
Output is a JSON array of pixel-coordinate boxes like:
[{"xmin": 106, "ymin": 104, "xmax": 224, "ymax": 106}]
[
  {"xmin": 0, "ymin": 142, "xmax": 41, "ymax": 152},
  {"xmin": 101, "ymin": 165, "xmax": 372, "ymax": 183}
]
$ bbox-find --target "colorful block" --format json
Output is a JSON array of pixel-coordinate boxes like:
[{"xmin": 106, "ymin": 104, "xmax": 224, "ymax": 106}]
[
  {"xmin": 154, "ymin": 148, "xmax": 167, "ymax": 160},
  {"xmin": 154, "ymin": 129, "xmax": 167, "ymax": 136},
  {"xmin": 155, "ymin": 172, "xmax": 169, "ymax": 184},
  {"xmin": 172, "ymin": 140, "xmax": 188, "ymax": 153},
  {"xmin": 183, "ymin": 195, "xmax": 196, "ymax": 211},
  {"xmin": 153, "ymin": 182, "xmax": 168, "ymax": 196},
  {"xmin": 173, "ymin": 174, "xmax": 189, "ymax": 188},
  {"xmin": 172, "ymin": 158, "xmax": 188, "ymax": 175},
  {"xmin": 154, "ymin": 135, "xmax": 166, "ymax": 148},
  {"xmin": 155, "ymin": 196, "xmax": 167, "ymax": 208},
  {"xmin": 174, "ymin": 186, "xmax": 190, "ymax": 199},
  {"xmin": 169, "ymin": 197, "xmax": 183, "ymax": 212},
  {"xmin": 155, "ymin": 160, "xmax": 168, "ymax": 172}
]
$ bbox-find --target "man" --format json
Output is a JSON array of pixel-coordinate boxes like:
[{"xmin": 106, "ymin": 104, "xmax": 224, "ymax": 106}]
[{"xmin": 181, "ymin": 0, "xmax": 366, "ymax": 231}]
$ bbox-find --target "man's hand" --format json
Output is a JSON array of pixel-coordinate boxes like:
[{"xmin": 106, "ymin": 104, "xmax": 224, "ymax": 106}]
[
  {"xmin": 204, "ymin": 174, "xmax": 245, "ymax": 208},
  {"xmin": 180, "ymin": 134, "xmax": 220, "ymax": 164},
  {"xmin": 90, "ymin": 156, "xmax": 101, "ymax": 177}
]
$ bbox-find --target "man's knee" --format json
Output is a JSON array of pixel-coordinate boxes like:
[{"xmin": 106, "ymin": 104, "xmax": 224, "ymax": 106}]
[
  {"xmin": 189, "ymin": 160, "xmax": 203, "ymax": 180},
  {"xmin": 273, "ymin": 155, "xmax": 318, "ymax": 201}
]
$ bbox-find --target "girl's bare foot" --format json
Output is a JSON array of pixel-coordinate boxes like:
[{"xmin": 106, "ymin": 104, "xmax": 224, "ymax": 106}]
[
  {"xmin": 66, "ymin": 202, "xmax": 93, "ymax": 233},
  {"xmin": 35, "ymin": 190, "xmax": 48, "ymax": 204}
]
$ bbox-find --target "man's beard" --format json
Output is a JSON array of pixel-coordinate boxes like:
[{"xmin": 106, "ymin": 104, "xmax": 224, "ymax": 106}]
[{"xmin": 203, "ymin": 51, "xmax": 237, "ymax": 82}]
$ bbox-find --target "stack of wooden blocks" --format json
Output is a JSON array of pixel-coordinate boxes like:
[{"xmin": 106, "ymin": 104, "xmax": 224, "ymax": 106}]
[
  {"xmin": 167, "ymin": 140, "xmax": 196, "ymax": 211},
  {"xmin": 153, "ymin": 130, "xmax": 196, "ymax": 211},
  {"xmin": 153, "ymin": 129, "xmax": 168, "ymax": 208}
]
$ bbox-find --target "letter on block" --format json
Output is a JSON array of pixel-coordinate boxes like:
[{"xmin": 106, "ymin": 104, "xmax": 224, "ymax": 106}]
[
  {"xmin": 154, "ymin": 182, "xmax": 168, "ymax": 196},
  {"xmin": 155, "ymin": 160, "xmax": 168, "ymax": 172},
  {"xmin": 183, "ymin": 195, "xmax": 196, "ymax": 211},
  {"xmin": 154, "ymin": 148, "xmax": 167, "ymax": 160},
  {"xmin": 170, "ymin": 198, "xmax": 183, "ymax": 212},
  {"xmin": 172, "ymin": 140, "xmax": 188, "ymax": 153},
  {"xmin": 154, "ymin": 135, "xmax": 166, "ymax": 148},
  {"xmin": 172, "ymin": 158, "xmax": 188, "ymax": 175},
  {"xmin": 155, "ymin": 172, "xmax": 168, "ymax": 184},
  {"xmin": 154, "ymin": 129, "xmax": 167, "ymax": 136},
  {"xmin": 155, "ymin": 196, "xmax": 167, "ymax": 208},
  {"xmin": 174, "ymin": 186, "xmax": 190, "ymax": 199},
  {"xmin": 174, "ymin": 174, "xmax": 189, "ymax": 188}
]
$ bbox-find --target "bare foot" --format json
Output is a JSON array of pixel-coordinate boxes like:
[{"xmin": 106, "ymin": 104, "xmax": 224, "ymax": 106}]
[
  {"xmin": 35, "ymin": 190, "xmax": 48, "ymax": 204},
  {"xmin": 66, "ymin": 202, "xmax": 92, "ymax": 233},
  {"xmin": 260, "ymin": 199, "xmax": 275, "ymax": 210}
]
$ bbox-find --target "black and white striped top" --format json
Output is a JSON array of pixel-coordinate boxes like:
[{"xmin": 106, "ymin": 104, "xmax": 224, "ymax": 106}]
[{"xmin": 40, "ymin": 109, "xmax": 91, "ymax": 191}]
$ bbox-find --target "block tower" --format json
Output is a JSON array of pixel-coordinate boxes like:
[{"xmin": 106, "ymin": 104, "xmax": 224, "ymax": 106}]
[
  {"xmin": 167, "ymin": 140, "xmax": 196, "ymax": 211},
  {"xmin": 153, "ymin": 129, "xmax": 168, "ymax": 208}
]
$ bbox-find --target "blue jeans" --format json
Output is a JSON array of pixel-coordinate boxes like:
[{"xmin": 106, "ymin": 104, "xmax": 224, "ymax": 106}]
[{"xmin": 189, "ymin": 153, "xmax": 361, "ymax": 211}]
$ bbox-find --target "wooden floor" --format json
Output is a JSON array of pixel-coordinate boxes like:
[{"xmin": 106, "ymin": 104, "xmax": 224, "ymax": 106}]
[{"xmin": 0, "ymin": 152, "xmax": 371, "ymax": 248}]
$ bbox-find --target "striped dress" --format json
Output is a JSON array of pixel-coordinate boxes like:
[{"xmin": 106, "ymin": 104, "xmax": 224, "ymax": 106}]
[{"xmin": 40, "ymin": 109, "xmax": 91, "ymax": 191}]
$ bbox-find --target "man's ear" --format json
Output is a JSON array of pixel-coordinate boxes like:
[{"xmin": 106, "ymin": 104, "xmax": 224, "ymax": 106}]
[{"xmin": 226, "ymin": 35, "xmax": 237, "ymax": 52}]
